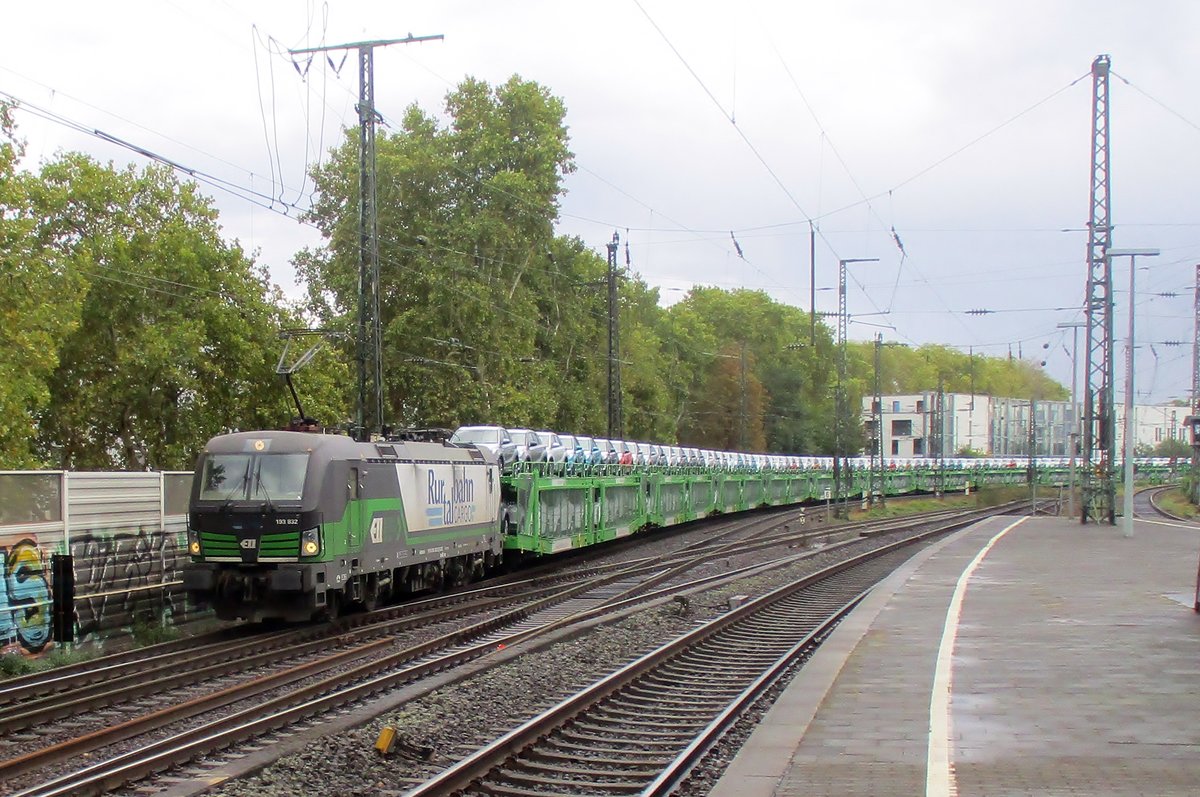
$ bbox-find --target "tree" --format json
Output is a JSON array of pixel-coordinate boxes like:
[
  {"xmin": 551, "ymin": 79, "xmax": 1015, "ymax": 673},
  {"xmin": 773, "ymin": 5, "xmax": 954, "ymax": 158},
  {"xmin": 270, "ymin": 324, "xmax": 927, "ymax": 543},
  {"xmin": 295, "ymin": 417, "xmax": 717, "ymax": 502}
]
[
  {"xmin": 667, "ymin": 288, "xmax": 836, "ymax": 453},
  {"xmin": 1153, "ymin": 438, "xmax": 1191, "ymax": 459},
  {"xmin": 0, "ymin": 104, "xmax": 85, "ymax": 468},
  {"xmin": 847, "ymin": 342, "xmax": 1068, "ymax": 402},
  {"xmin": 30, "ymin": 153, "xmax": 342, "ymax": 469},
  {"xmin": 297, "ymin": 76, "xmax": 634, "ymax": 436},
  {"xmin": 684, "ymin": 345, "xmax": 767, "ymax": 451}
]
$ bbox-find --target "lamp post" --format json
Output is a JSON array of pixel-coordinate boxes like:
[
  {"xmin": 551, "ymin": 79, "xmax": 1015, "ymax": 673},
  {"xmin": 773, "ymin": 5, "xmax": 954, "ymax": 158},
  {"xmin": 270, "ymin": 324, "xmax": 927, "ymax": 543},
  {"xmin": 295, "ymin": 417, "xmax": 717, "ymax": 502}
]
[
  {"xmin": 1108, "ymin": 248, "xmax": 1160, "ymax": 538},
  {"xmin": 834, "ymin": 257, "xmax": 879, "ymax": 518},
  {"xmin": 1057, "ymin": 320, "xmax": 1087, "ymax": 518}
]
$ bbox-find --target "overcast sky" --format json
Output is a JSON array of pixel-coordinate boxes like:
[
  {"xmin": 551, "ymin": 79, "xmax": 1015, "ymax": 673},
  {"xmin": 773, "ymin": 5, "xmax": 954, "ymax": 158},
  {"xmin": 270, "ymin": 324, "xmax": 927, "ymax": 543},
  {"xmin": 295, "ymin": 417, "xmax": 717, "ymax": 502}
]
[{"xmin": 4, "ymin": 1, "xmax": 1198, "ymax": 404}]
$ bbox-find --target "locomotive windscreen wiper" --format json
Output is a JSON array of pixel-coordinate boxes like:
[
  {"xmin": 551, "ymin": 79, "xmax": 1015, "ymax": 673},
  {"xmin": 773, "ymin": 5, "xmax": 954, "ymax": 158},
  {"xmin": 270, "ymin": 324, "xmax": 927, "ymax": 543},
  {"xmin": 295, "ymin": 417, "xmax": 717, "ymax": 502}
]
[
  {"xmin": 220, "ymin": 457, "xmax": 254, "ymax": 511},
  {"xmin": 254, "ymin": 461, "xmax": 277, "ymax": 514}
]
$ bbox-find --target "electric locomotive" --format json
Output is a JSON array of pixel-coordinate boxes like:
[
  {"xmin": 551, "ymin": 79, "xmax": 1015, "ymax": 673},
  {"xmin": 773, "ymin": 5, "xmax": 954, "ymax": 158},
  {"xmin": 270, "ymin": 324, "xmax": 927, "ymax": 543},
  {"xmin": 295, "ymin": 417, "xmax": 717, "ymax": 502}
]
[{"xmin": 183, "ymin": 430, "xmax": 505, "ymax": 622}]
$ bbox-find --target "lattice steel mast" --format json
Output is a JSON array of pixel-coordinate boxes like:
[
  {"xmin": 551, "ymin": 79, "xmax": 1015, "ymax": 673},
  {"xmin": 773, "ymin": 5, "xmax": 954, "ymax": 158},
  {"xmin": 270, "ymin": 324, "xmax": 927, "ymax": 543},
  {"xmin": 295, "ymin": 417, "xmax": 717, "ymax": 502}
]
[
  {"xmin": 833, "ymin": 260, "xmax": 849, "ymax": 518},
  {"xmin": 870, "ymin": 334, "xmax": 886, "ymax": 506},
  {"xmin": 1192, "ymin": 264, "xmax": 1200, "ymax": 501},
  {"xmin": 290, "ymin": 34, "xmax": 443, "ymax": 441},
  {"xmin": 606, "ymin": 233, "xmax": 623, "ymax": 440},
  {"xmin": 934, "ymin": 377, "xmax": 946, "ymax": 496},
  {"xmin": 1082, "ymin": 54, "xmax": 1115, "ymax": 524}
]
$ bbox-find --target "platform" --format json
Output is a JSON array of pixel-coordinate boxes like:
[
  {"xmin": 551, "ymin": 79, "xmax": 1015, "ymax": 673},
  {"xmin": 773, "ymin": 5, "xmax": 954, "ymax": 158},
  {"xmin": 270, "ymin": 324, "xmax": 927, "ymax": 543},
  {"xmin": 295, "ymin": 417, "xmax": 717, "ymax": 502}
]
[{"xmin": 709, "ymin": 513, "xmax": 1200, "ymax": 797}]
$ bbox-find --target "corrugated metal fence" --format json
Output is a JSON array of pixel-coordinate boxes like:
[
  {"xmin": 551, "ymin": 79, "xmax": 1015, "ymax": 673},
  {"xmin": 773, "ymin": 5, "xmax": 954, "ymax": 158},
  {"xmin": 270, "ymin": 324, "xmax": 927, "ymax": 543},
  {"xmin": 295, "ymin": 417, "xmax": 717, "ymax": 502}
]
[{"xmin": 0, "ymin": 471, "xmax": 196, "ymax": 658}]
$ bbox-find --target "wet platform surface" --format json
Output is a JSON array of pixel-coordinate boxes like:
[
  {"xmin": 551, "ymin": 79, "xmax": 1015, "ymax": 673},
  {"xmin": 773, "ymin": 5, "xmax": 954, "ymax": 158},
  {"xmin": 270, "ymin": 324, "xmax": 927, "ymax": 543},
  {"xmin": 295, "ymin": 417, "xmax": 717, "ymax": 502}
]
[{"xmin": 709, "ymin": 513, "xmax": 1200, "ymax": 796}]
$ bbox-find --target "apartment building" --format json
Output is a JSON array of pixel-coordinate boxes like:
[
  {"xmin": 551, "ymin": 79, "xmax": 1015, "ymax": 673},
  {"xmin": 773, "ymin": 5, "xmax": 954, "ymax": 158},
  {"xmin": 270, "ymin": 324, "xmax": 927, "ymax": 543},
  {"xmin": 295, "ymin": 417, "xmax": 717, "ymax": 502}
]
[{"xmin": 862, "ymin": 393, "xmax": 1189, "ymax": 457}]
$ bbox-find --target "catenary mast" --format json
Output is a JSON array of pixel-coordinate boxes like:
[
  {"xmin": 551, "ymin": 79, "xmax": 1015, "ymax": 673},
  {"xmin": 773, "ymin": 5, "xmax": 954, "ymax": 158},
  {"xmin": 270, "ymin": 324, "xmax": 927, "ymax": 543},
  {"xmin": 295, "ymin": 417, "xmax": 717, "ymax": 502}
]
[
  {"xmin": 289, "ymin": 34, "xmax": 443, "ymax": 441},
  {"xmin": 1082, "ymin": 54, "xmax": 1115, "ymax": 524}
]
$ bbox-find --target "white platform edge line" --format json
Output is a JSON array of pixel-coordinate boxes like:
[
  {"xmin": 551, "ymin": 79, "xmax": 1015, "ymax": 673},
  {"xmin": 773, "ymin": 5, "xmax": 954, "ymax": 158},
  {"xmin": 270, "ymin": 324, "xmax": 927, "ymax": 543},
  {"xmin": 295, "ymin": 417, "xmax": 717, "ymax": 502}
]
[
  {"xmin": 1136, "ymin": 516, "xmax": 1200, "ymax": 530},
  {"xmin": 926, "ymin": 515, "xmax": 1029, "ymax": 797}
]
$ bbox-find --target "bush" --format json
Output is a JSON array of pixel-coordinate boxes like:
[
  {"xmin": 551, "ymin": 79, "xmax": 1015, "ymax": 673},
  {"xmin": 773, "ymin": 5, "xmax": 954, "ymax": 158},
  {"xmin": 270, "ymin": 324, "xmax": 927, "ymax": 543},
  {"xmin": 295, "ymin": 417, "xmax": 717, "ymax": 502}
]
[
  {"xmin": 131, "ymin": 617, "xmax": 180, "ymax": 647},
  {"xmin": 0, "ymin": 645, "xmax": 99, "ymax": 681}
]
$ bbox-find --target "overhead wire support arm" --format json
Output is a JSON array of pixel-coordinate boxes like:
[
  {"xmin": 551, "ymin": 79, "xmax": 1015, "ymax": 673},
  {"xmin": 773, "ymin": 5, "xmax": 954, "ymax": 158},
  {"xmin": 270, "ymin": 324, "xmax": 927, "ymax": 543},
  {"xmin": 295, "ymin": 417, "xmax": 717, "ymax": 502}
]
[{"xmin": 287, "ymin": 34, "xmax": 446, "ymax": 57}]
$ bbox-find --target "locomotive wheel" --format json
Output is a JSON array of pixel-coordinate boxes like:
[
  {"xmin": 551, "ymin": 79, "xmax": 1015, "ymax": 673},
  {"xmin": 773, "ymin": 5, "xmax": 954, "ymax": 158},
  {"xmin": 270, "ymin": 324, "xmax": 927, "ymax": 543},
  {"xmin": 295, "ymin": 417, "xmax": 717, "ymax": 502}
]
[
  {"xmin": 361, "ymin": 577, "xmax": 382, "ymax": 612},
  {"xmin": 316, "ymin": 591, "xmax": 341, "ymax": 622}
]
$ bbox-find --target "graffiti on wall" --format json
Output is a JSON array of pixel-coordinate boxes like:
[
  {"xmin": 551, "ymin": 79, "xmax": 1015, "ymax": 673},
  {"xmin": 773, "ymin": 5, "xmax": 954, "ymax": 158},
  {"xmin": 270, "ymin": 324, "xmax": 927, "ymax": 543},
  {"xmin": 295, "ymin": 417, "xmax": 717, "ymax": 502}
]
[
  {"xmin": 71, "ymin": 527, "xmax": 191, "ymax": 643},
  {"xmin": 1, "ymin": 537, "xmax": 53, "ymax": 655}
]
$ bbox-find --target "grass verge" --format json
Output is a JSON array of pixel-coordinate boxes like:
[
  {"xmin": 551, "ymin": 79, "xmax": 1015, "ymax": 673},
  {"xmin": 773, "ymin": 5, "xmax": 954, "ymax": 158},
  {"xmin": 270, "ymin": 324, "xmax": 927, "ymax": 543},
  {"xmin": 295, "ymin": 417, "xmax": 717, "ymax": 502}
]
[
  {"xmin": 0, "ymin": 645, "xmax": 99, "ymax": 680},
  {"xmin": 1156, "ymin": 487, "xmax": 1198, "ymax": 519}
]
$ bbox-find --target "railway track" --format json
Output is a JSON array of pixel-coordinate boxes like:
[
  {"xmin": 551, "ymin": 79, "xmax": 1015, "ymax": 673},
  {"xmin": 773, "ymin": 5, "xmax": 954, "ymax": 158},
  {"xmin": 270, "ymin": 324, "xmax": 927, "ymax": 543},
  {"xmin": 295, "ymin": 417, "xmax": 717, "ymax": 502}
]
[
  {"xmin": 0, "ymin": 502, "xmax": 933, "ymax": 734},
  {"xmin": 0, "ymin": 504, "xmax": 833, "ymax": 794},
  {"xmin": 404, "ymin": 504, "xmax": 1023, "ymax": 797},
  {"xmin": 0, "ymin": 506, "xmax": 808, "ymax": 723},
  {"xmin": 1132, "ymin": 485, "xmax": 1192, "ymax": 522},
  {"xmin": 0, "ymin": 502, "xmax": 993, "ymax": 796}
]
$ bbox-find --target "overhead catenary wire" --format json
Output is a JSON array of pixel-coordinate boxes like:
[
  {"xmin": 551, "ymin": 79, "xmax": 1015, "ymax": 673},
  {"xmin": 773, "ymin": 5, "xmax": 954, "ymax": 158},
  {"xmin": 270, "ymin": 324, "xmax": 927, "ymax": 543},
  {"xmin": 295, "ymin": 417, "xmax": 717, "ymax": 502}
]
[
  {"xmin": 628, "ymin": 0, "xmax": 817, "ymax": 232},
  {"xmin": 9, "ymin": 51, "xmax": 1190, "ymax": 405},
  {"xmin": 0, "ymin": 91, "xmax": 1109, "ymax": 349},
  {"xmin": 250, "ymin": 25, "xmax": 285, "ymax": 209},
  {"xmin": 1112, "ymin": 70, "xmax": 1200, "ymax": 137},
  {"xmin": 4, "ymin": 87, "xmax": 645, "ymax": 344},
  {"xmin": 813, "ymin": 73, "xmax": 1092, "ymax": 225},
  {"xmin": 630, "ymin": 6, "xmax": 1094, "ymax": 355},
  {"xmin": 619, "ymin": 5, "xmax": 915, "ymax": 340},
  {"xmin": 626, "ymin": 0, "xmax": 908, "ymax": 342}
]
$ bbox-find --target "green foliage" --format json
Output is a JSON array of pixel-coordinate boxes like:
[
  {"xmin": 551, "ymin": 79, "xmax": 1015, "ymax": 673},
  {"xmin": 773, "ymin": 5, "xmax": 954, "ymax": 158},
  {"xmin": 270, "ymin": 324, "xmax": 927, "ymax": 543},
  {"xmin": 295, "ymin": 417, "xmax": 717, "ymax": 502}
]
[
  {"xmin": 667, "ymin": 288, "xmax": 836, "ymax": 453},
  {"xmin": 30, "ymin": 155, "xmax": 344, "ymax": 469},
  {"xmin": 131, "ymin": 617, "xmax": 180, "ymax": 646},
  {"xmin": 0, "ymin": 652, "xmax": 37, "ymax": 679},
  {"xmin": 1158, "ymin": 486, "xmax": 1197, "ymax": 518},
  {"xmin": 0, "ymin": 107, "xmax": 348, "ymax": 470},
  {"xmin": 0, "ymin": 645, "xmax": 98, "ymax": 680},
  {"xmin": 298, "ymin": 75, "xmax": 623, "ymax": 438},
  {"xmin": 0, "ymin": 79, "xmax": 1077, "ymax": 471},
  {"xmin": 849, "ymin": 494, "xmax": 976, "ymax": 520},
  {"xmin": 846, "ymin": 342, "xmax": 1067, "ymax": 401},
  {"xmin": 0, "ymin": 103, "xmax": 84, "ymax": 467},
  {"xmin": 973, "ymin": 486, "xmax": 1029, "ymax": 507},
  {"xmin": 1153, "ymin": 438, "xmax": 1191, "ymax": 459}
]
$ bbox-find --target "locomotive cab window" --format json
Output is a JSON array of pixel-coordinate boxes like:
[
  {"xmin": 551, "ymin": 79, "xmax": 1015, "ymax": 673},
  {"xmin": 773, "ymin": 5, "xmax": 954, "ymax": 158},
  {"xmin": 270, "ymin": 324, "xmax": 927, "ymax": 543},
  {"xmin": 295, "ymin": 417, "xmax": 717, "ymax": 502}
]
[{"xmin": 199, "ymin": 453, "xmax": 309, "ymax": 502}]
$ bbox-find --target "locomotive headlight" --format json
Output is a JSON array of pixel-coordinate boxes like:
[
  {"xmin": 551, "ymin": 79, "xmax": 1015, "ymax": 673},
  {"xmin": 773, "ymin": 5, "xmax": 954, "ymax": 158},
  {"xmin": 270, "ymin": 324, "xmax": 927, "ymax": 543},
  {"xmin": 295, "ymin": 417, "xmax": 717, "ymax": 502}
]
[
  {"xmin": 300, "ymin": 528, "xmax": 321, "ymax": 556},
  {"xmin": 187, "ymin": 529, "xmax": 201, "ymax": 556}
]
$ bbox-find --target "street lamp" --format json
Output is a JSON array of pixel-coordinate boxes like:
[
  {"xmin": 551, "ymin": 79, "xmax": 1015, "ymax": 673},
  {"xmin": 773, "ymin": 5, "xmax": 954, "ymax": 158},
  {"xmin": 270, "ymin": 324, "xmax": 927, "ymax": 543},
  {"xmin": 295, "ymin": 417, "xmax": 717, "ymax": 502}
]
[
  {"xmin": 1057, "ymin": 320, "xmax": 1087, "ymax": 518},
  {"xmin": 1107, "ymin": 247, "xmax": 1160, "ymax": 538}
]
